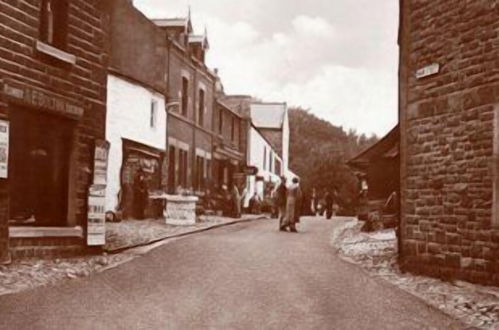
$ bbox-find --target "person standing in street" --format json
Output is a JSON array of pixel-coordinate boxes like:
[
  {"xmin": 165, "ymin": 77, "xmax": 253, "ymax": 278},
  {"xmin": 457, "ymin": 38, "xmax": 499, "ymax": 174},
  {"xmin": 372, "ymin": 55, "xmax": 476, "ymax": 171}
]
[
  {"xmin": 325, "ymin": 189, "xmax": 333, "ymax": 220},
  {"xmin": 283, "ymin": 177, "xmax": 300, "ymax": 233},
  {"xmin": 133, "ymin": 168, "xmax": 148, "ymax": 220},
  {"xmin": 294, "ymin": 178, "xmax": 303, "ymax": 224},
  {"xmin": 310, "ymin": 187, "xmax": 318, "ymax": 215},
  {"xmin": 231, "ymin": 184, "xmax": 242, "ymax": 218},
  {"xmin": 275, "ymin": 176, "xmax": 288, "ymax": 231}
]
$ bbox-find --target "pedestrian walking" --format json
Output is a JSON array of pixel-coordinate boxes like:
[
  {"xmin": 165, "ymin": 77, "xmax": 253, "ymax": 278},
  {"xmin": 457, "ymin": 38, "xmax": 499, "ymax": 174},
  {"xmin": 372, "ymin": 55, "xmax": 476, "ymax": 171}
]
[
  {"xmin": 310, "ymin": 187, "xmax": 318, "ymax": 215},
  {"xmin": 294, "ymin": 179, "xmax": 303, "ymax": 224},
  {"xmin": 282, "ymin": 177, "xmax": 300, "ymax": 233},
  {"xmin": 275, "ymin": 176, "xmax": 288, "ymax": 231},
  {"xmin": 325, "ymin": 189, "xmax": 333, "ymax": 219},
  {"xmin": 231, "ymin": 184, "xmax": 242, "ymax": 218}
]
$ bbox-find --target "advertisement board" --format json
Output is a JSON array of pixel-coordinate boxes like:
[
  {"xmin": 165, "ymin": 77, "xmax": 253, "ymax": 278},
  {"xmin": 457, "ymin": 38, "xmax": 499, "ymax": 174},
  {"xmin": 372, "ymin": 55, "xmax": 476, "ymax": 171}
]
[
  {"xmin": 0, "ymin": 120, "xmax": 9, "ymax": 178},
  {"xmin": 87, "ymin": 184, "xmax": 106, "ymax": 246}
]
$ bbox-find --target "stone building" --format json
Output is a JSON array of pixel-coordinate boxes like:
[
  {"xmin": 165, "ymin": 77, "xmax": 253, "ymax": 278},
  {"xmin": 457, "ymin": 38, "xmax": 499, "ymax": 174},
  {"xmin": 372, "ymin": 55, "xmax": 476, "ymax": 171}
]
[
  {"xmin": 153, "ymin": 16, "xmax": 216, "ymax": 194},
  {"xmin": 212, "ymin": 99, "xmax": 245, "ymax": 189},
  {"xmin": 399, "ymin": 0, "xmax": 499, "ymax": 284},
  {"xmin": 106, "ymin": 0, "xmax": 168, "ymax": 219},
  {"xmin": 0, "ymin": 0, "xmax": 110, "ymax": 261}
]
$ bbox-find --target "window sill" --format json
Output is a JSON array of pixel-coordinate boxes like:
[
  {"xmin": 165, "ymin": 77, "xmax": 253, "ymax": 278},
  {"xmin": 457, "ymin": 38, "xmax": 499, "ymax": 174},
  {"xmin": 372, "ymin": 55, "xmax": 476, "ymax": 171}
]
[
  {"xmin": 35, "ymin": 40, "xmax": 76, "ymax": 65},
  {"xmin": 9, "ymin": 226, "xmax": 84, "ymax": 238}
]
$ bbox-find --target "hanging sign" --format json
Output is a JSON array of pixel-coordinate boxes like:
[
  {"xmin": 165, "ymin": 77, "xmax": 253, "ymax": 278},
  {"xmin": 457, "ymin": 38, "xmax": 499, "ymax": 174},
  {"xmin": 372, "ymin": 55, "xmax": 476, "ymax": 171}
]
[
  {"xmin": 87, "ymin": 184, "xmax": 106, "ymax": 246},
  {"xmin": 244, "ymin": 166, "xmax": 258, "ymax": 176},
  {"xmin": 0, "ymin": 120, "xmax": 9, "ymax": 178}
]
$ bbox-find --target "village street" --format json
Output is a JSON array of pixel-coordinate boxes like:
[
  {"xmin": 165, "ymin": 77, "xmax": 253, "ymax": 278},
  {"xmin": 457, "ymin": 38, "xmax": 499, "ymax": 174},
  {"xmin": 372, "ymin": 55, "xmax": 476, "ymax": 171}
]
[{"xmin": 0, "ymin": 218, "xmax": 459, "ymax": 330}]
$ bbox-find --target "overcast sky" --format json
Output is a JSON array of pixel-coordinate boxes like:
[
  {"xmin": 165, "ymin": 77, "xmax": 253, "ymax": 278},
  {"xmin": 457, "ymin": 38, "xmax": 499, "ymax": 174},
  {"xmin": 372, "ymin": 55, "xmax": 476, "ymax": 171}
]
[{"xmin": 134, "ymin": 0, "xmax": 399, "ymax": 137}]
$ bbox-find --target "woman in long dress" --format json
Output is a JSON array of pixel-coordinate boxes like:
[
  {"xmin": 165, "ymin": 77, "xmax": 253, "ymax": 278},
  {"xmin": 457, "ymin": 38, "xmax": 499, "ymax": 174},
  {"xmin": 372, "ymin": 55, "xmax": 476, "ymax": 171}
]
[{"xmin": 284, "ymin": 178, "xmax": 300, "ymax": 232}]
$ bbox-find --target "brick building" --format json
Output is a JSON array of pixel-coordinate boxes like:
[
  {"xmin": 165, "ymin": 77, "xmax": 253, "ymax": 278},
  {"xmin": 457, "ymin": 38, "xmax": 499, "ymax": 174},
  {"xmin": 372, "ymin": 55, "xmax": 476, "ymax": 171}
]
[
  {"xmin": 399, "ymin": 0, "xmax": 499, "ymax": 284},
  {"xmin": 212, "ymin": 99, "xmax": 245, "ymax": 189},
  {"xmin": 152, "ymin": 16, "xmax": 216, "ymax": 195},
  {"xmin": 0, "ymin": 0, "xmax": 110, "ymax": 261}
]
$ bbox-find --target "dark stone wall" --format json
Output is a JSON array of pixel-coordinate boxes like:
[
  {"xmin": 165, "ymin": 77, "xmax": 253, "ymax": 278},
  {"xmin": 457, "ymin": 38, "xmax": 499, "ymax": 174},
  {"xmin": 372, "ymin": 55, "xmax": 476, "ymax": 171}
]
[
  {"xmin": 108, "ymin": 0, "xmax": 168, "ymax": 93},
  {"xmin": 399, "ymin": 0, "xmax": 499, "ymax": 284}
]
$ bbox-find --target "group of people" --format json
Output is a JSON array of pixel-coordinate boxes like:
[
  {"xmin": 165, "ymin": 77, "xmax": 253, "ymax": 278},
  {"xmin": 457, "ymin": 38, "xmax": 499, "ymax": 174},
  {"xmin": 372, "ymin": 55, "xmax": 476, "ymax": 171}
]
[
  {"xmin": 274, "ymin": 176, "xmax": 303, "ymax": 233},
  {"xmin": 310, "ymin": 187, "xmax": 338, "ymax": 219}
]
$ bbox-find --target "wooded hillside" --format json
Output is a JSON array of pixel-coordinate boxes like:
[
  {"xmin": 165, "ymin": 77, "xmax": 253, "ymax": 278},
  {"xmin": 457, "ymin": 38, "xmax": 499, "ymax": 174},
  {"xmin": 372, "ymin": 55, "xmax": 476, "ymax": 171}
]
[{"xmin": 288, "ymin": 108, "xmax": 378, "ymax": 214}]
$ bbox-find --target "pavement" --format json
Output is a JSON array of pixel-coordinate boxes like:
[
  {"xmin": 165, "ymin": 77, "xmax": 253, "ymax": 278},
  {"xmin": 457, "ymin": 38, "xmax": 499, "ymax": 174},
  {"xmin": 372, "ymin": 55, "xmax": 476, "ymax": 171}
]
[{"xmin": 0, "ymin": 217, "xmax": 461, "ymax": 330}]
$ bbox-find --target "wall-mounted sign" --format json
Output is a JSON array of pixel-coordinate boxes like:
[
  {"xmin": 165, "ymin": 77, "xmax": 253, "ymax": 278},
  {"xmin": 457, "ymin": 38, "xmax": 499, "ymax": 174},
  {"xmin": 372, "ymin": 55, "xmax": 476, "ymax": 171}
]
[
  {"xmin": 0, "ymin": 120, "xmax": 8, "ymax": 179},
  {"xmin": 2, "ymin": 81, "xmax": 84, "ymax": 118},
  {"xmin": 244, "ymin": 166, "xmax": 258, "ymax": 176},
  {"xmin": 93, "ymin": 139, "xmax": 110, "ymax": 185},
  {"xmin": 87, "ymin": 184, "xmax": 106, "ymax": 246},
  {"xmin": 416, "ymin": 63, "xmax": 440, "ymax": 79}
]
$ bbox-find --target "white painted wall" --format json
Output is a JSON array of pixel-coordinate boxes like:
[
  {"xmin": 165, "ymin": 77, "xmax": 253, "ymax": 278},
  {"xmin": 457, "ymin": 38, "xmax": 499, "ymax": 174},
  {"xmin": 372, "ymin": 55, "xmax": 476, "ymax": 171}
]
[
  {"xmin": 105, "ymin": 74, "xmax": 167, "ymax": 212},
  {"xmin": 244, "ymin": 126, "xmax": 282, "ymax": 207},
  {"xmin": 282, "ymin": 106, "xmax": 290, "ymax": 172}
]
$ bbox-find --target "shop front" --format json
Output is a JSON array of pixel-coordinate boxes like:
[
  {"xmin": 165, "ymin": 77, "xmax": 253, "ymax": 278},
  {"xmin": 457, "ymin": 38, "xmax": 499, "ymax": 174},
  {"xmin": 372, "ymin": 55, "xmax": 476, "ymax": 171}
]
[
  {"xmin": 119, "ymin": 139, "xmax": 165, "ymax": 220},
  {"xmin": 0, "ymin": 81, "xmax": 94, "ymax": 258},
  {"xmin": 212, "ymin": 145, "xmax": 243, "ymax": 190}
]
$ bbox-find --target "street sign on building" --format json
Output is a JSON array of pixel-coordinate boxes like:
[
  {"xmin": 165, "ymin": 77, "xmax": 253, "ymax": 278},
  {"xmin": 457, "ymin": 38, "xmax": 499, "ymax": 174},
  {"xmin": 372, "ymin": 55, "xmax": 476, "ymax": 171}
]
[{"xmin": 244, "ymin": 166, "xmax": 258, "ymax": 176}]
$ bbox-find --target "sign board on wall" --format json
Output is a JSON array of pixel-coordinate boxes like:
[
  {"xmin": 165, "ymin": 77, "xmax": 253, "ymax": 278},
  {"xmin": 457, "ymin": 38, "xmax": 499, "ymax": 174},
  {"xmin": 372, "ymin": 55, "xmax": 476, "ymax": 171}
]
[
  {"xmin": 93, "ymin": 139, "xmax": 110, "ymax": 185},
  {"xmin": 87, "ymin": 184, "xmax": 106, "ymax": 246},
  {"xmin": 0, "ymin": 120, "xmax": 9, "ymax": 178},
  {"xmin": 87, "ymin": 139, "xmax": 110, "ymax": 246}
]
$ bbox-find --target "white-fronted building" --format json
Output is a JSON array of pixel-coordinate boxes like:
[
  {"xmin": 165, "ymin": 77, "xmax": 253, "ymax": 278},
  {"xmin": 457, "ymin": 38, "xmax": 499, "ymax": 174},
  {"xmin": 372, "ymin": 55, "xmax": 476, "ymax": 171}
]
[
  {"xmin": 105, "ymin": 74, "xmax": 167, "ymax": 218},
  {"xmin": 244, "ymin": 124, "xmax": 284, "ymax": 207}
]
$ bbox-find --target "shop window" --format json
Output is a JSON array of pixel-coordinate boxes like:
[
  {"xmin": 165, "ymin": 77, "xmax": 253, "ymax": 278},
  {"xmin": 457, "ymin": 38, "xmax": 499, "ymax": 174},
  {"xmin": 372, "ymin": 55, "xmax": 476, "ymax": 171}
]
[
  {"xmin": 150, "ymin": 100, "xmax": 157, "ymax": 128},
  {"xmin": 206, "ymin": 159, "xmax": 211, "ymax": 182},
  {"xmin": 198, "ymin": 89, "xmax": 205, "ymax": 127},
  {"xmin": 178, "ymin": 149, "xmax": 188, "ymax": 188},
  {"xmin": 181, "ymin": 77, "xmax": 189, "ymax": 117},
  {"xmin": 168, "ymin": 146, "xmax": 176, "ymax": 193},
  {"xmin": 195, "ymin": 156, "xmax": 205, "ymax": 191},
  {"xmin": 40, "ymin": 0, "xmax": 68, "ymax": 50}
]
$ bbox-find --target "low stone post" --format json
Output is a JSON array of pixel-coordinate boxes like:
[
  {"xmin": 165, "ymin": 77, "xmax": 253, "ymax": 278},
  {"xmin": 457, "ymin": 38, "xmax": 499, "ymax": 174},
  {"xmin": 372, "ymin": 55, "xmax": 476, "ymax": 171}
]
[{"xmin": 164, "ymin": 195, "xmax": 199, "ymax": 226}]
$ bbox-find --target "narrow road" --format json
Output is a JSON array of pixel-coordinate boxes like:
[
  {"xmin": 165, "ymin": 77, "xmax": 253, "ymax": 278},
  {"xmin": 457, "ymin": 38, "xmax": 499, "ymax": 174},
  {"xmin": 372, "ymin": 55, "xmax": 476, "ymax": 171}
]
[{"xmin": 0, "ymin": 217, "xmax": 459, "ymax": 329}]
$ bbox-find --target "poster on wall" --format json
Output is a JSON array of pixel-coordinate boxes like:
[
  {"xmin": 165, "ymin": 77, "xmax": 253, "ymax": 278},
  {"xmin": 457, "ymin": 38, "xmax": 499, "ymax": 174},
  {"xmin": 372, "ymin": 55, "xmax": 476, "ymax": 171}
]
[
  {"xmin": 0, "ymin": 120, "xmax": 9, "ymax": 179},
  {"xmin": 93, "ymin": 139, "xmax": 110, "ymax": 185},
  {"xmin": 87, "ymin": 184, "xmax": 106, "ymax": 246}
]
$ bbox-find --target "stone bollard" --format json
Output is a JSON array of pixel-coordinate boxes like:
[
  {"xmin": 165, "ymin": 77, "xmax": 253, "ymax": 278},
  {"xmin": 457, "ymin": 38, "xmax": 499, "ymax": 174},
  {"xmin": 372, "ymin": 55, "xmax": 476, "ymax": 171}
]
[{"xmin": 164, "ymin": 195, "xmax": 199, "ymax": 226}]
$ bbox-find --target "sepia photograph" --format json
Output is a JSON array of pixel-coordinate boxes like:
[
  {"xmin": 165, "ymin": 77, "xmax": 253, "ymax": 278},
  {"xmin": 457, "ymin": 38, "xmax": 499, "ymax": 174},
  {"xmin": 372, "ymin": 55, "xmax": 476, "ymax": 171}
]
[{"xmin": 0, "ymin": 0, "xmax": 498, "ymax": 329}]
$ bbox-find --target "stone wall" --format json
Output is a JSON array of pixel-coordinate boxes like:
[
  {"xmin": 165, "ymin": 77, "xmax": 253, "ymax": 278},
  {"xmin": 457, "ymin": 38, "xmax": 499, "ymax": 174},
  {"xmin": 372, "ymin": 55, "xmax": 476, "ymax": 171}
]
[
  {"xmin": 0, "ymin": 0, "xmax": 110, "ymax": 261},
  {"xmin": 399, "ymin": 0, "xmax": 499, "ymax": 284}
]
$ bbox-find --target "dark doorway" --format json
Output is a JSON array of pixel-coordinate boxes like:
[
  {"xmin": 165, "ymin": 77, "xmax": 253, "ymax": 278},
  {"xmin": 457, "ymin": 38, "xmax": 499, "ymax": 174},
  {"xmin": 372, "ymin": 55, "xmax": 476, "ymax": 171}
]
[
  {"xmin": 168, "ymin": 145, "xmax": 176, "ymax": 194},
  {"xmin": 9, "ymin": 107, "xmax": 74, "ymax": 226}
]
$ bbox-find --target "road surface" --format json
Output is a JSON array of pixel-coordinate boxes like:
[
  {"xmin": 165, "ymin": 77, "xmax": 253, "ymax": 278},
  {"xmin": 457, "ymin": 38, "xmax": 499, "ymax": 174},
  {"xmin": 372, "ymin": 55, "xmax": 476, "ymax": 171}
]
[{"xmin": 0, "ymin": 217, "xmax": 459, "ymax": 329}]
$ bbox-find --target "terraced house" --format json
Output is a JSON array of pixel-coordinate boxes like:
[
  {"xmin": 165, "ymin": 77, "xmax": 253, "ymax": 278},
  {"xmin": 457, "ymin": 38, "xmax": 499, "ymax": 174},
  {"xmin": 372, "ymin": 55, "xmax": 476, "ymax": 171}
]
[
  {"xmin": 0, "ymin": 0, "xmax": 110, "ymax": 262},
  {"xmin": 399, "ymin": 0, "xmax": 499, "ymax": 284},
  {"xmin": 153, "ymin": 15, "xmax": 216, "ymax": 194}
]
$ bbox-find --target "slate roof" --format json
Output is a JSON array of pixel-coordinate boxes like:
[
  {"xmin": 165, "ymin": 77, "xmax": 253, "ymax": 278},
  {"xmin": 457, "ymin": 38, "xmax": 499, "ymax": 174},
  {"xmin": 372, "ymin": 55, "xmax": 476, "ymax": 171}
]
[{"xmin": 250, "ymin": 102, "xmax": 287, "ymax": 129}]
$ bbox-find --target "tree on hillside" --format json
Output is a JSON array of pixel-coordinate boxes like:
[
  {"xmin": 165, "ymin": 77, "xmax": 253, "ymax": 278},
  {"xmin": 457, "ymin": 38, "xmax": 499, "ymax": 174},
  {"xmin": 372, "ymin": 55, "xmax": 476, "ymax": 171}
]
[{"xmin": 288, "ymin": 107, "xmax": 379, "ymax": 215}]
